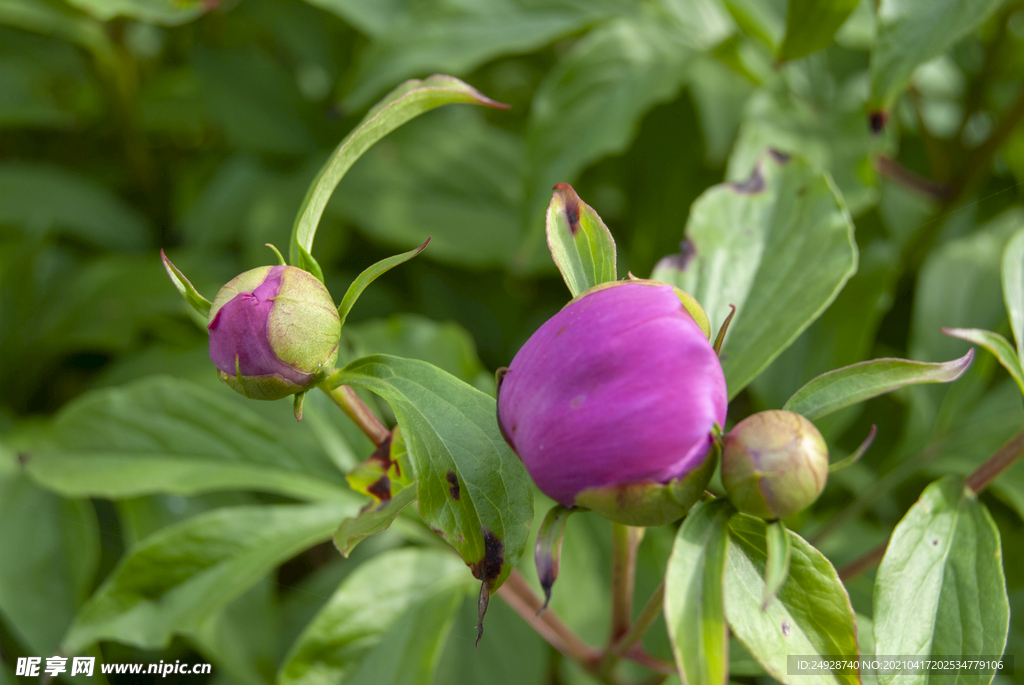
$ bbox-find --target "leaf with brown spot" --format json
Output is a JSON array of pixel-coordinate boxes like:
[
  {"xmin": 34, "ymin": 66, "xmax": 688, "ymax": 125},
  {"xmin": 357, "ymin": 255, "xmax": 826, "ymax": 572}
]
[
  {"xmin": 545, "ymin": 183, "xmax": 617, "ymax": 298},
  {"xmin": 346, "ymin": 427, "xmax": 412, "ymax": 506},
  {"xmin": 651, "ymin": 153, "xmax": 857, "ymax": 400},
  {"xmin": 328, "ymin": 354, "xmax": 534, "ymax": 635}
]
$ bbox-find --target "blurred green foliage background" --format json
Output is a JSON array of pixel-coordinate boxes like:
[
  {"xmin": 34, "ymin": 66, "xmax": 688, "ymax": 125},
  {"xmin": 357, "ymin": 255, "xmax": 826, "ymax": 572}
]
[{"xmin": 3, "ymin": 0, "xmax": 1024, "ymax": 683}]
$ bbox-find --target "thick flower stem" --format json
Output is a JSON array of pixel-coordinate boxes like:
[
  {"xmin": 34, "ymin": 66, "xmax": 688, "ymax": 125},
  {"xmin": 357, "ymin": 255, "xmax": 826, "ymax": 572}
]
[
  {"xmin": 839, "ymin": 427, "xmax": 1024, "ymax": 581},
  {"xmin": 318, "ymin": 383, "xmax": 390, "ymax": 446},
  {"xmin": 610, "ymin": 523, "xmax": 642, "ymax": 643}
]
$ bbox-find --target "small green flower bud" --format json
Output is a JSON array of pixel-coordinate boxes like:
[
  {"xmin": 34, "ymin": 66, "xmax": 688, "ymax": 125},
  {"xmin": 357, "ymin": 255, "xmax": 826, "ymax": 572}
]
[
  {"xmin": 721, "ymin": 410, "xmax": 828, "ymax": 520},
  {"xmin": 207, "ymin": 265, "xmax": 340, "ymax": 400}
]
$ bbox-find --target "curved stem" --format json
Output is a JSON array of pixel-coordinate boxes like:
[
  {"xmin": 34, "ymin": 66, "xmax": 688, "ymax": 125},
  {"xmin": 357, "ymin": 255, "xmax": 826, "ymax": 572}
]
[
  {"xmin": 611, "ymin": 581, "xmax": 665, "ymax": 658},
  {"xmin": 318, "ymin": 383, "xmax": 390, "ymax": 446}
]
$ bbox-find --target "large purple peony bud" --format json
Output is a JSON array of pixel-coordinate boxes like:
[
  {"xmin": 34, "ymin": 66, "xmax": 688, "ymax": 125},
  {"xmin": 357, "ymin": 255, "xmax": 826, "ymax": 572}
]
[
  {"xmin": 721, "ymin": 410, "xmax": 829, "ymax": 520},
  {"xmin": 497, "ymin": 280, "xmax": 728, "ymax": 524},
  {"xmin": 207, "ymin": 265, "xmax": 341, "ymax": 400}
]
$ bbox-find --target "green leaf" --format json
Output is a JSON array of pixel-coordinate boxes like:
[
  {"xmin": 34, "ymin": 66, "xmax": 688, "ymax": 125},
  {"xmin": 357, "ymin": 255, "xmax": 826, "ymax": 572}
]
[
  {"xmin": 334, "ymin": 485, "xmax": 417, "ymax": 558},
  {"xmin": 517, "ymin": 15, "xmax": 693, "ymax": 271},
  {"xmin": 870, "ymin": 0, "xmax": 1004, "ymax": 108},
  {"xmin": 159, "ymin": 249, "xmax": 212, "ymax": 318},
  {"xmin": 328, "ymin": 354, "xmax": 534, "ymax": 595},
  {"xmin": 724, "ymin": 513, "xmax": 859, "ymax": 685},
  {"xmin": 326, "ymin": 107, "xmax": 524, "ymax": 268},
  {"xmin": 290, "ymin": 75, "xmax": 507, "ymax": 265},
  {"xmin": 665, "ymin": 498, "xmax": 732, "ymax": 685},
  {"xmin": 64, "ymin": 0, "xmax": 208, "ymax": 25},
  {"xmin": 62, "ymin": 502, "xmax": 353, "ymax": 653},
  {"xmin": 653, "ymin": 153, "xmax": 858, "ymax": 399},
  {"xmin": 545, "ymin": 183, "xmax": 617, "ymax": 297},
  {"xmin": 762, "ymin": 520, "xmax": 792, "ymax": 611},
  {"xmin": 340, "ymin": 1, "xmax": 616, "ymax": 110},
  {"xmin": 338, "ymin": 240, "xmax": 429, "ymax": 327},
  {"xmin": 1001, "ymin": 226, "xmax": 1024, "ymax": 358},
  {"xmin": 26, "ymin": 377, "xmax": 357, "ymax": 502},
  {"xmin": 783, "ymin": 350, "xmax": 974, "ymax": 420},
  {"xmin": 873, "ymin": 476, "xmax": 1009, "ymax": 685},
  {"xmin": 0, "ymin": 448, "xmax": 99, "ymax": 656},
  {"xmin": 278, "ymin": 547, "xmax": 472, "ymax": 685},
  {"xmin": 942, "ymin": 328, "xmax": 1024, "ymax": 397},
  {"xmin": 0, "ymin": 162, "xmax": 149, "ymax": 251},
  {"xmin": 777, "ymin": 0, "xmax": 860, "ymax": 61}
]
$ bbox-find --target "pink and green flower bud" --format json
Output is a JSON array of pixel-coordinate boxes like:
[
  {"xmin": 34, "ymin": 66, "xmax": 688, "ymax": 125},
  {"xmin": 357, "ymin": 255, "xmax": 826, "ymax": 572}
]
[
  {"xmin": 207, "ymin": 265, "xmax": 341, "ymax": 401},
  {"xmin": 721, "ymin": 410, "xmax": 829, "ymax": 520},
  {"xmin": 496, "ymin": 280, "xmax": 728, "ymax": 526}
]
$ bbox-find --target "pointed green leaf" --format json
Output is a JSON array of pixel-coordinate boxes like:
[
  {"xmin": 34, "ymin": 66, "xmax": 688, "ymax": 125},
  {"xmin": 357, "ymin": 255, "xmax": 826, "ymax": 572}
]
[
  {"xmin": 327, "ymin": 354, "xmax": 533, "ymax": 596},
  {"xmin": 159, "ymin": 249, "xmax": 212, "ymax": 318},
  {"xmin": 62, "ymin": 502, "xmax": 353, "ymax": 653},
  {"xmin": 724, "ymin": 513, "xmax": 859, "ymax": 685},
  {"xmin": 873, "ymin": 476, "xmax": 1009, "ymax": 685},
  {"xmin": 652, "ymin": 153, "xmax": 857, "ymax": 399},
  {"xmin": 290, "ymin": 75, "xmax": 506, "ymax": 264},
  {"xmin": 334, "ymin": 486, "xmax": 417, "ymax": 558},
  {"xmin": 942, "ymin": 328, "xmax": 1024, "ymax": 397},
  {"xmin": 338, "ymin": 239, "xmax": 430, "ymax": 327},
  {"xmin": 783, "ymin": 350, "xmax": 974, "ymax": 420},
  {"xmin": 296, "ymin": 243, "xmax": 325, "ymax": 283},
  {"xmin": 25, "ymin": 377, "xmax": 355, "ymax": 502},
  {"xmin": 777, "ymin": 0, "xmax": 859, "ymax": 61},
  {"xmin": 762, "ymin": 520, "xmax": 791, "ymax": 610},
  {"xmin": 545, "ymin": 183, "xmax": 616, "ymax": 297},
  {"xmin": 665, "ymin": 498, "xmax": 732, "ymax": 685},
  {"xmin": 279, "ymin": 547, "xmax": 471, "ymax": 685},
  {"xmin": 870, "ymin": 0, "xmax": 1003, "ymax": 108},
  {"xmin": 1001, "ymin": 226, "xmax": 1024, "ymax": 358}
]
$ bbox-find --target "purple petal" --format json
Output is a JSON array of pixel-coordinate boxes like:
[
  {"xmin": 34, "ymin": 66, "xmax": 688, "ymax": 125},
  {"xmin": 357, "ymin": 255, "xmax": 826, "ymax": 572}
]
[
  {"xmin": 498, "ymin": 282, "xmax": 727, "ymax": 506},
  {"xmin": 208, "ymin": 265, "xmax": 312, "ymax": 386}
]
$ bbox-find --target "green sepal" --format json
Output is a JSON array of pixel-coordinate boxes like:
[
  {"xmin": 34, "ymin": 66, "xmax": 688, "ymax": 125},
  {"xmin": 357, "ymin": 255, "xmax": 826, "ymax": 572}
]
[
  {"xmin": 292, "ymin": 390, "xmax": 307, "ymax": 422},
  {"xmin": 574, "ymin": 443, "xmax": 718, "ymax": 526},
  {"xmin": 266, "ymin": 243, "xmax": 286, "ymax": 265},
  {"xmin": 534, "ymin": 504, "xmax": 577, "ymax": 613},
  {"xmin": 337, "ymin": 239, "xmax": 430, "ymax": 328},
  {"xmin": 296, "ymin": 243, "xmax": 325, "ymax": 284},
  {"xmin": 160, "ymin": 249, "xmax": 212, "ymax": 318},
  {"xmin": 761, "ymin": 520, "xmax": 791, "ymax": 611},
  {"xmin": 545, "ymin": 182, "xmax": 616, "ymax": 297}
]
